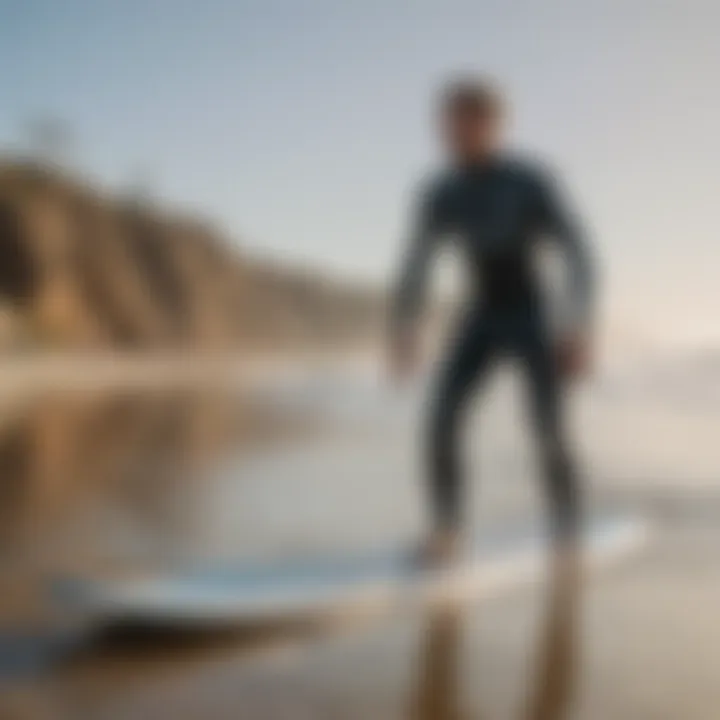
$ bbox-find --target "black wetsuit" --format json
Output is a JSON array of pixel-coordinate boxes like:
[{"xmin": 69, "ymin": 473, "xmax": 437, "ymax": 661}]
[{"xmin": 392, "ymin": 155, "xmax": 595, "ymax": 538}]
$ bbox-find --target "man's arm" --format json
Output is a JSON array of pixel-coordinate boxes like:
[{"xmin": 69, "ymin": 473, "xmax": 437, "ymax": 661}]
[
  {"xmin": 388, "ymin": 182, "xmax": 445, "ymax": 377},
  {"xmin": 391, "ymin": 183, "xmax": 445, "ymax": 332},
  {"xmin": 535, "ymin": 170, "xmax": 596, "ymax": 334},
  {"xmin": 534, "ymin": 168, "xmax": 597, "ymax": 377}
]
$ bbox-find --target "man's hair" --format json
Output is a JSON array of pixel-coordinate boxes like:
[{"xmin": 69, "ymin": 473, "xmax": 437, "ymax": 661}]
[{"xmin": 440, "ymin": 75, "xmax": 504, "ymax": 118}]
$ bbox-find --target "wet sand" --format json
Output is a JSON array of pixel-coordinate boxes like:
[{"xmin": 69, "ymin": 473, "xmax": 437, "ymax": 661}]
[
  {"xmin": 0, "ymin": 356, "xmax": 719, "ymax": 719},
  {"xmin": 3, "ymin": 525, "xmax": 717, "ymax": 719}
]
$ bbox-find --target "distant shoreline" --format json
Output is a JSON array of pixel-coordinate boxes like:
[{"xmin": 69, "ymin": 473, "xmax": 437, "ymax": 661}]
[{"xmin": 0, "ymin": 345, "xmax": 383, "ymax": 397}]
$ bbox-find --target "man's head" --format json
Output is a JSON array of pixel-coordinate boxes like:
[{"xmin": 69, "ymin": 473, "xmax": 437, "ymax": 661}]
[{"xmin": 438, "ymin": 76, "xmax": 504, "ymax": 165}]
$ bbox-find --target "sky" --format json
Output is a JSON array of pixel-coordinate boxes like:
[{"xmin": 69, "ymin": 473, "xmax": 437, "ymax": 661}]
[{"xmin": 2, "ymin": 0, "xmax": 720, "ymax": 346}]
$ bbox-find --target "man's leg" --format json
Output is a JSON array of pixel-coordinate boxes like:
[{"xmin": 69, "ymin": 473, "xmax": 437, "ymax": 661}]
[
  {"xmin": 519, "ymin": 323, "xmax": 581, "ymax": 543},
  {"xmin": 426, "ymin": 311, "xmax": 495, "ymax": 547}
]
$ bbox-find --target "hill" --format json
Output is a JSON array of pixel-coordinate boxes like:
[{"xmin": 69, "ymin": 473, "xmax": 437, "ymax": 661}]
[{"xmin": 0, "ymin": 159, "xmax": 384, "ymax": 351}]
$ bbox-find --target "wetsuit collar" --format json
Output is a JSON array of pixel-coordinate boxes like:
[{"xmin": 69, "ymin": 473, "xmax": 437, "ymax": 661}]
[{"xmin": 457, "ymin": 152, "xmax": 501, "ymax": 176}]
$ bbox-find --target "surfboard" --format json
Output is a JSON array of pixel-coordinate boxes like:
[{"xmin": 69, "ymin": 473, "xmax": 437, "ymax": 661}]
[{"xmin": 53, "ymin": 515, "xmax": 652, "ymax": 627}]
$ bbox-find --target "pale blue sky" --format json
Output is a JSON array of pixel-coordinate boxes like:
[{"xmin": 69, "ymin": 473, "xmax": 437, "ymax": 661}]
[{"xmin": 3, "ymin": 0, "xmax": 720, "ymax": 342}]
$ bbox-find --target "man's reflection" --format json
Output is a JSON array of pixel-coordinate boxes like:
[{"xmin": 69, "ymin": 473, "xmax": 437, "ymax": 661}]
[
  {"xmin": 409, "ymin": 548, "xmax": 581, "ymax": 720},
  {"xmin": 411, "ymin": 605, "xmax": 464, "ymax": 720},
  {"xmin": 522, "ymin": 549, "xmax": 580, "ymax": 720}
]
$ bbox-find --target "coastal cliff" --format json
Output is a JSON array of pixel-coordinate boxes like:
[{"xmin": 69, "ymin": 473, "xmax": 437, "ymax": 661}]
[{"xmin": 0, "ymin": 159, "xmax": 383, "ymax": 351}]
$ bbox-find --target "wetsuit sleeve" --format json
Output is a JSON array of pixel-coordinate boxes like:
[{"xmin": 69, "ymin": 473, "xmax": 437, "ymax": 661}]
[
  {"xmin": 390, "ymin": 182, "xmax": 446, "ymax": 335},
  {"xmin": 534, "ymin": 171, "xmax": 596, "ymax": 332}
]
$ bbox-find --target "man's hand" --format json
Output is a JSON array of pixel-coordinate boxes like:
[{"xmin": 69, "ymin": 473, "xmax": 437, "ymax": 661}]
[
  {"xmin": 556, "ymin": 330, "xmax": 592, "ymax": 380},
  {"xmin": 387, "ymin": 325, "xmax": 423, "ymax": 384}
]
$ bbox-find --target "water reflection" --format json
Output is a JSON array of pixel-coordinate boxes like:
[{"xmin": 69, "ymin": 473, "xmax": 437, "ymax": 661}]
[
  {"xmin": 411, "ymin": 607, "xmax": 463, "ymax": 720},
  {"xmin": 522, "ymin": 551, "xmax": 579, "ymax": 720},
  {"xmin": 5, "ymin": 555, "xmax": 581, "ymax": 720},
  {"xmin": 410, "ymin": 550, "xmax": 580, "ymax": 720},
  {"xmin": 0, "ymin": 387, "xmax": 318, "ymax": 631},
  {"xmin": 1, "ymin": 386, "xmax": 583, "ymax": 719}
]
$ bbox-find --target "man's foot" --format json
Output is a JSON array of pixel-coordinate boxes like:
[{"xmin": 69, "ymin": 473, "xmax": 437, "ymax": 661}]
[{"xmin": 413, "ymin": 527, "xmax": 462, "ymax": 569}]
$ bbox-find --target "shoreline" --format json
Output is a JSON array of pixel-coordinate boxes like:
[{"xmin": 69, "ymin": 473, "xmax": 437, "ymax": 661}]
[{"xmin": 0, "ymin": 346, "xmax": 383, "ymax": 397}]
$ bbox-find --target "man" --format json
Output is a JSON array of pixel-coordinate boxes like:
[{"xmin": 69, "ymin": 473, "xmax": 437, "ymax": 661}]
[{"xmin": 389, "ymin": 77, "xmax": 595, "ymax": 563}]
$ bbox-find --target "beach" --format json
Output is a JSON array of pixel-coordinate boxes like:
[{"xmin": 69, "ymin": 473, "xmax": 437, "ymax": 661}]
[{"xmin": 0, "ymin": 352, "xmax": 718, "ymax": 719}]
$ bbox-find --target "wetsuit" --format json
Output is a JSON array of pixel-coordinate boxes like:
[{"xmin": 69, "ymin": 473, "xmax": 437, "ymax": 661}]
[{"xmin": 392, "ymin": 155, "xmax": 595, "ymax": 539}]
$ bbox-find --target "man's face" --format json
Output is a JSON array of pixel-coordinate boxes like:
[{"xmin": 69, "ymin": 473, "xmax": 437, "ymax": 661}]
[{"xmin": 441, "ymin": 105, "xmax": 501, "ymax": 164}]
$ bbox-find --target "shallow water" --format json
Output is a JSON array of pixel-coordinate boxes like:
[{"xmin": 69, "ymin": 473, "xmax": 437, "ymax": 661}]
[{"xmin": 0, "ymin": 360, "xmax": 719, "ymax": 718}]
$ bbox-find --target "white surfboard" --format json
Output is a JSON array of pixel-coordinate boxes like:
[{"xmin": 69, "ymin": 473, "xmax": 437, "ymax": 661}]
[{"xmin": 53, "ymin": 515, "xmax": 652, "ymax": 627}]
